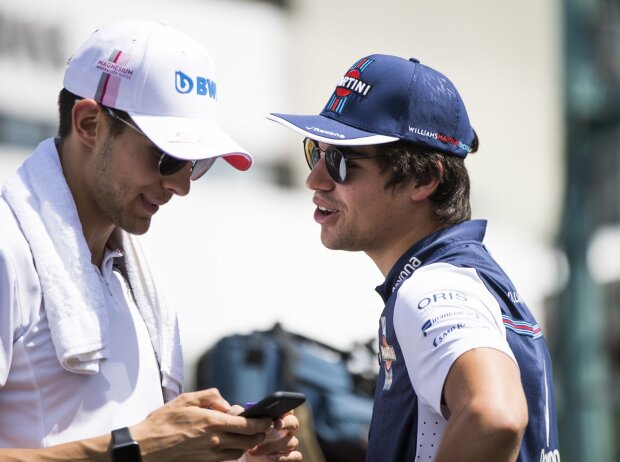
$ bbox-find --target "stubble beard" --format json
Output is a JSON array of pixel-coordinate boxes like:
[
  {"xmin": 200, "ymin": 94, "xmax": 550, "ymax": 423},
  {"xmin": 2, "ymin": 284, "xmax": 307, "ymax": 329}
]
[
  {"xmin": 92, "ymin": 138, "xmax": 151, "ymax": 235},
  {"xmin": 320, "ymin": 223, "xmax": 364, "ymax": 252}
]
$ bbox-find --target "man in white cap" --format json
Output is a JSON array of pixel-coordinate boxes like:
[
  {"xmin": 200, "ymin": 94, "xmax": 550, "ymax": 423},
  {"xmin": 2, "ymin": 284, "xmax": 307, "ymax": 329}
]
[
  {"xmin": 0, "ymin": 19, "xmax": 300, "ymax": 461},
  {"xmin": 268, "ymin": 54, "xmax": 560, "ymax": 461}
]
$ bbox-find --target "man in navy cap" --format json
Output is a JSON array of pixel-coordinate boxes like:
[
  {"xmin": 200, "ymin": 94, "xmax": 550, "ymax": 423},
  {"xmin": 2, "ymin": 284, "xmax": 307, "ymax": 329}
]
[{"xmin": 268, "ymin": 54, "xmax": 561, "ymax": 461}]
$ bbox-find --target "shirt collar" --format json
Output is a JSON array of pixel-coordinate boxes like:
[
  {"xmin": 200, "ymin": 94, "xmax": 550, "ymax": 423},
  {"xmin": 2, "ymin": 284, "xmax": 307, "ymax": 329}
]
[
  {"xmin": 100, "ymin": 246, "xmax": 123, "ymax": 280},
  {"xmin": 375, "ymin": 220, "xmax": 487, "ymax": 301}
]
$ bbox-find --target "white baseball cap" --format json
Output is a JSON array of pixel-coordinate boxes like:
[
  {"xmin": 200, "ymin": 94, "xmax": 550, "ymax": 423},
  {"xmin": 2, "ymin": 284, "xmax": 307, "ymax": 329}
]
[{"xmin": 63, "ymin": 18, "xmax": 252, "ymax": 172}]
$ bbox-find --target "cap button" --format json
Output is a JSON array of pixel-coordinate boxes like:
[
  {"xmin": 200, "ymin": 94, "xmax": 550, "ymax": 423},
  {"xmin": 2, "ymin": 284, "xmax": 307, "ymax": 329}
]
[{"xmin": 409, "ymin": 58, "xmax": 420, "ymax": 63}]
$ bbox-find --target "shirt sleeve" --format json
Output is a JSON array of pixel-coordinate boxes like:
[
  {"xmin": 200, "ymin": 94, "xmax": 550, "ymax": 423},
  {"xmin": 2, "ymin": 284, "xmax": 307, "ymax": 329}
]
[
  {"xmin": 0, "ymin": 245, "xmax": 17, "ymax": 387},
  {"xmin": 0, "ymin": 198, "xmax": 42, "ymax": 388},
  {"xmin": 393, "ymin": 262, "xmax": 517, "ymax": 416}
]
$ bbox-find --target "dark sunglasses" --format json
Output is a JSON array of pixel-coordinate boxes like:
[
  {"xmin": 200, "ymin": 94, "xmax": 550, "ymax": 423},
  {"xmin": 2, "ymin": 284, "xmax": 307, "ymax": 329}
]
[
  {"xmin": 106, "ymin": 107, "xmax": 216, "ymax": 180},
  {"xmin": 303, "ymin": 137, "xmax": 384, "ymax": 183}
]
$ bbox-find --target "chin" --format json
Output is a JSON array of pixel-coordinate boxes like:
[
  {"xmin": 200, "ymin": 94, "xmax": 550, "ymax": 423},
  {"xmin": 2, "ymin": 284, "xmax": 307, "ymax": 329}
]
[
  {"xmin": 321, "ymin": 235, "xmax": 351, "ymax": 252},
  {"xmin": 131, "ymin": 227, "xmax": 150, "ymax": 236},
  {"xmin": 121, "ymin": 218, "xmax": 152, "ymax": 236},
  {"xmin": 320, "ymin": 234, "xmax": 336, "ymax": 250}
]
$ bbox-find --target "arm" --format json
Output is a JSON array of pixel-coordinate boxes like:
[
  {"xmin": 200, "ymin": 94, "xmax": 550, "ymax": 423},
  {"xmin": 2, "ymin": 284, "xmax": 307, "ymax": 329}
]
[
  {"xmin": 434, "ymin": 348, "xmax": 528, "ymax": 462},
  {"xmin": 0, "ymin": 436, "xmax": 111, "ymax": 462},
  {"xmin": 0, "ymin": 389, "xmax": 273, "ymax": 462}
]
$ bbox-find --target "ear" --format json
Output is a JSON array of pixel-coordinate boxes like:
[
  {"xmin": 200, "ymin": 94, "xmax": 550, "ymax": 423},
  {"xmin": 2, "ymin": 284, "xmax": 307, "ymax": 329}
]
[
  {"xmin": 411, "ymin": 160, "xmax": 443, "ymax": 202},
  {"xmin": 71, "ymin": 99, "xmax": 102, "ymax": 150}
]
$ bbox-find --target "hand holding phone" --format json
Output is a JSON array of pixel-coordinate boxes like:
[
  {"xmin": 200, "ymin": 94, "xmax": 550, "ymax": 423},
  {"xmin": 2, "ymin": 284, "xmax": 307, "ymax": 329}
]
[{"xmin": 239, "ymin": 391, "xmax": 306, "ymax": 419}]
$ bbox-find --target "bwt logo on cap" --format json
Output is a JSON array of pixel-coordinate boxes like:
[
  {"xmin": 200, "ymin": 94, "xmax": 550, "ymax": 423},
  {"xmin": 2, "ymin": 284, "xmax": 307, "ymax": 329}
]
[
  {"xmin": 175, "ymin": 70, "xmax": 217, "ymax": 99},
  {"xmin": 324, "ymin": 57, "xmax": 374, "ymax": 115}
]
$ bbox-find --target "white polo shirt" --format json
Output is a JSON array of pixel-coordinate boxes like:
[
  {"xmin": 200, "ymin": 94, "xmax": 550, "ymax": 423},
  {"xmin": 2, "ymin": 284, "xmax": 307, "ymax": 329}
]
[{"xmin": 0, "ymin": 198, "xmax": 164, "ymax": 448}]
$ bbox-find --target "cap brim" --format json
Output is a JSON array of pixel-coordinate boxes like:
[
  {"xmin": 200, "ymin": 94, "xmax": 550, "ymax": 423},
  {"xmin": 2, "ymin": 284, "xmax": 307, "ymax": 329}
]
[
  {"xmin": 266, "ymin": 113, "xmax": 398, "ymax": 146},
  {"xmin": 130, "ymin": 113, "xmax": 253, "ymax": 171}
]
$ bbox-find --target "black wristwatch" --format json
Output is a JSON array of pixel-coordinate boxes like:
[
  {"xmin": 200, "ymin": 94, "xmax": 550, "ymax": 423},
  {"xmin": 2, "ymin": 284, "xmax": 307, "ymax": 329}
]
[{"xmin": 111, "ymin": 427, "xmax": 142, "ymax": 462}]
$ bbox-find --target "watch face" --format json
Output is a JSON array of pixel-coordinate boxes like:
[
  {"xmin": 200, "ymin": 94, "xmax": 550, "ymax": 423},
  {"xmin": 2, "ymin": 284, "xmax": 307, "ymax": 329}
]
[{"xmin": 113, "ymin": 442, "xmax": 141, "ymax": 462}]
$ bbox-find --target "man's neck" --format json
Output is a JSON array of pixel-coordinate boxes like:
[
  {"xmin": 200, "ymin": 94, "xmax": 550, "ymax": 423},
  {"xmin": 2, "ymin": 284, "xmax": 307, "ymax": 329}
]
[
  {"xmin": 367, "ymin": 219, "xmax": 445, "ymax": 278},
  {"xmin": 57, "ymin": 137, "xmax": 114, "ymax": 268}
]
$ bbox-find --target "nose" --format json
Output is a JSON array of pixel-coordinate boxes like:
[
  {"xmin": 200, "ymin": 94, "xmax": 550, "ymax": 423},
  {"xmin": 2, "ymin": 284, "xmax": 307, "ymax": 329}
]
[
  {"xmin": 305, "ymin": 155, "xmax": 335, "ymax": 191},
  {"xmin": 161, "ymin": 163, "xmax": 192, "ymax": 196}
]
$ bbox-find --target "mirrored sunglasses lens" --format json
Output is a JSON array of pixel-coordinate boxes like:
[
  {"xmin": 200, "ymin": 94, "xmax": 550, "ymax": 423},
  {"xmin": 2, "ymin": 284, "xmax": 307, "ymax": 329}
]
[
  {"xmin": 190, "ymin": 157, "xmax": 217, "ymax": 180},
  {"xmin": 159, "ymin": 153, "xmax": 191, "ymax": 176},
  {"xmin": 304, "ymin": 138, "xmax": 320, "ymax": 170},
  {"xmin": 326, "ymin": 147, "xmax": 346, "ymax": 183}
]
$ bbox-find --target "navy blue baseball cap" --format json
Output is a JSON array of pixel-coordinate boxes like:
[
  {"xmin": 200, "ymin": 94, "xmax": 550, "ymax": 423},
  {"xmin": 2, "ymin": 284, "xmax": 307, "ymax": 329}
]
[{"xmin": 267, "ymin": 54, "xmax": 476, "ymax": 158}]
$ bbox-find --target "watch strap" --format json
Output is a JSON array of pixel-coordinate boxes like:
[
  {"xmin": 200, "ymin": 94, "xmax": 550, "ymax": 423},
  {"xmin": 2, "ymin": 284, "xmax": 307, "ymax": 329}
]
[{"xmin": 111, "ymin": 427, "xmax": 142, "ymax": 462}]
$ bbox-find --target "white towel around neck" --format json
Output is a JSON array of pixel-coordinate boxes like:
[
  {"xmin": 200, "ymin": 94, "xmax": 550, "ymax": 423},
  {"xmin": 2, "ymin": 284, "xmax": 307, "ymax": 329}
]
[{"xmin": 1, "ymin": 138, "xmax": 183, "ymax": 400}]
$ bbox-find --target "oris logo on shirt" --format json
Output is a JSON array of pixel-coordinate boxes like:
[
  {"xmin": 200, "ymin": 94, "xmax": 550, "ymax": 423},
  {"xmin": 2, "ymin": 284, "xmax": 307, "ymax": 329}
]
[{"xmin": 417, "ymin": 291, "xmax": 468, "ymax": 310}]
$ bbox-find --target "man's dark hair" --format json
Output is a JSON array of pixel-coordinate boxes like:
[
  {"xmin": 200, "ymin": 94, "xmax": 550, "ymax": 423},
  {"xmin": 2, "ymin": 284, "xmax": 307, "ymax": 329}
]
[
  {"xmin": 376, "ymin": 133, "xmax": 479, "ymax": 226},
  {"xmin": 57, "ymin": 88, "xmax": 129, "ymax": 139}
]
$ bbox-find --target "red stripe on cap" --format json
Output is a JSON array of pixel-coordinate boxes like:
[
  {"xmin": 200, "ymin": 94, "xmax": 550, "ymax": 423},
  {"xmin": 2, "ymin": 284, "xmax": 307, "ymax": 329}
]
[
  {"xmin": 99, "ymin": 50, "xmax": 124, "ymax": 105},
  {"xmin": 99, "ymin": 74, "xmax": 112, "ymax": 103}
]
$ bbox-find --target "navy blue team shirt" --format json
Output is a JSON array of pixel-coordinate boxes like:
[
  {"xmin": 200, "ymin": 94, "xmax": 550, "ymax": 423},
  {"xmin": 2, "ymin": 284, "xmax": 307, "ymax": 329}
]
[{"xmin": 367, "ymin": 220, "xmax": 560, "ymax": 462}]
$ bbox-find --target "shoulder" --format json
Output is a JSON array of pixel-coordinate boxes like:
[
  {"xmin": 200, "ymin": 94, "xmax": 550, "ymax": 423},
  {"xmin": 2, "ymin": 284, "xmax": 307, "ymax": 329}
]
[
  {"xmin": 0, "ymin": 196, "xmax": 41, "ymax": 361},
  {"xmin": 392, "ymin": 262, "xmax": 508, "ymax": 339},
  {"xmin": 0, "ymin": 196, "xmax": 38, "ymax": 294},
  {"xmin": 396, "ymin": 262, "xmax": 496, "ymax": 309},
  {"xmin": 0, "ymin": 197, "xmax": 31, "ymax": 265}
]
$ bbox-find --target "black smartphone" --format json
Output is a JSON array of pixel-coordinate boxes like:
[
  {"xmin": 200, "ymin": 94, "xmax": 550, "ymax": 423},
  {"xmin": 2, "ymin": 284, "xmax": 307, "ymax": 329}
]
[{"xmin": 239, "ymin": 391, "xmax": 306, "ymax": 419}]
